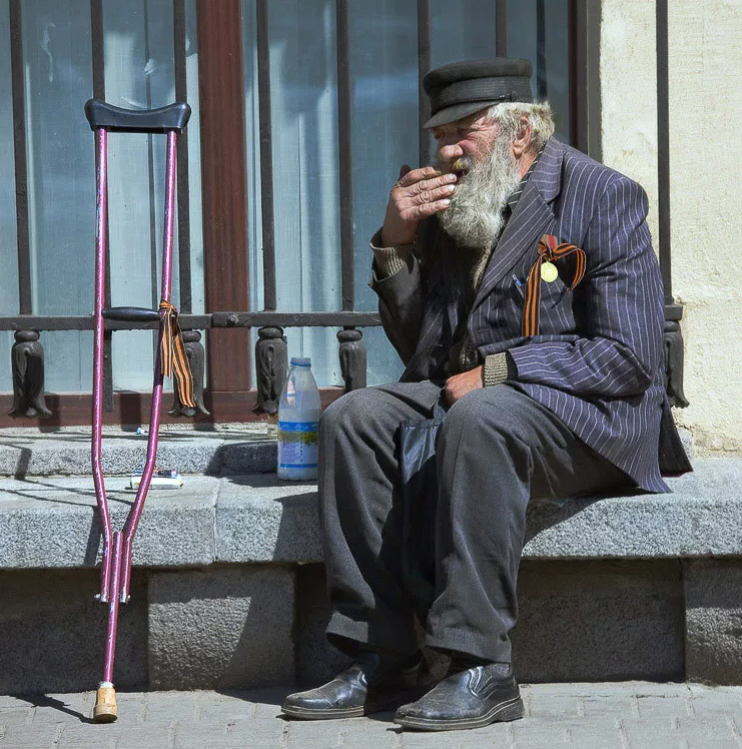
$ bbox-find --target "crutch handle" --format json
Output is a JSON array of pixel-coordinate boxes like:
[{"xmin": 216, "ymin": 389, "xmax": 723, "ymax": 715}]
[
  {"xmin": 84, "ymin": 99, "xmax": 191, "ymax": 133},
  {"xmin": 102, "ymin": 306, "xmax": 161, "ymax": 323}
]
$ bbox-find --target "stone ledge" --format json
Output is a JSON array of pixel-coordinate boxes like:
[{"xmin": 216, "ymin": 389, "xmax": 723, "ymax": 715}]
[
  {"xmin": 0, "ymin": 428, "xmax": 278, "ymax": 477},
  {"xmin": 0, "ymin": 425, "xmax": 695, "ymax": 478},
  {"xmin": 0, "ymin": 458, "xmax": 741, "ymax": 570}
]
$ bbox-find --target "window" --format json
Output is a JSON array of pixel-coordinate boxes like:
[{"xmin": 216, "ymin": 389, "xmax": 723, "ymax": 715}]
[
  {"xmin": 1, "ymin": 0, "xmax": 580, "ymax": 421},
  {"xmin": 242, "ymin": 0, "xmax": 573, "ymax": 388},
  {"xmin": 0, "ymin": 0, "xmax": 203, "ymax": 395}
]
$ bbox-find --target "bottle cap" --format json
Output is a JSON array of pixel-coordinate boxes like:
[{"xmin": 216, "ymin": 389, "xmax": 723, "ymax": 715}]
[{"xmin": 290, "ymin": 357, "xmax": 311, "ymax": 367}]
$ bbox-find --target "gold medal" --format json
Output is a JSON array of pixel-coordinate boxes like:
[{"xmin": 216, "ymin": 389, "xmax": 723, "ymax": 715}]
[{"xmin": 541, "ymin": 261, "xmax": 558, "ymax": 283}]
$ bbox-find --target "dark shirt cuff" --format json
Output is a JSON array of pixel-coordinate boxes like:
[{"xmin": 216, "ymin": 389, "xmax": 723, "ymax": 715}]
[{"xmin": 370, "ymin": 229, "xmax": 416, "ymax": 278}]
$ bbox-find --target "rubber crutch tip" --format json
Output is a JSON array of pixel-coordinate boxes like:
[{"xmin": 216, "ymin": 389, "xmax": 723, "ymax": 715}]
[{"xmin": 93, "ymin": 685, "xmax": 118, "ymax": 723}]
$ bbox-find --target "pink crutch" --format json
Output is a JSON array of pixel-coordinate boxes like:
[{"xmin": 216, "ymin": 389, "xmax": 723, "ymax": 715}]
[{"xmin": 84, "ymin": 99, "xmax": 194, "ymax": 722}]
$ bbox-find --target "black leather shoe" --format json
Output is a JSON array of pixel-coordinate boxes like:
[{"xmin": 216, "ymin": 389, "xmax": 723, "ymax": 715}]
[
  {"xmin": 393, "ymin": 659, "xmax": 524, "ymax": 731},
  {"xmin": 281, "ymin": 650, "xmax": 428, "ymax": 721}
]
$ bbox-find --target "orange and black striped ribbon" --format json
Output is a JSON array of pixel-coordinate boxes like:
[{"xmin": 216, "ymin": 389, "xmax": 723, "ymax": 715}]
[
  {"xmin": 159, "ymin": 299, "xmax": 196, "ymax": 408},
  {"xmin": 521, "ymin": 234, "xmax": 587, "ymax": 337}
]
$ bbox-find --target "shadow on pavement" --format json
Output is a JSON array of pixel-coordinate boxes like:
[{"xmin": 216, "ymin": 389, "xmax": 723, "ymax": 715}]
[{"xmin": 17, "ymin": 693, "xmax": 95, "ymax": 724}]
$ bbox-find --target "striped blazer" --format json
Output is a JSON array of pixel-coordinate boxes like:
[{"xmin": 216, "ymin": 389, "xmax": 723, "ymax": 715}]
[{"xmin": 372, "ymin": 137, "xmax": 691, "ymax": 493}]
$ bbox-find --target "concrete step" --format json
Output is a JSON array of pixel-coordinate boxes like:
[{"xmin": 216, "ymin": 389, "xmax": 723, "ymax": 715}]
[
  {"xmin": 2, "ymin": 458, "xmax": 742, "ymax": 693},
  {"xmin": 0, "ymin": 473, "xmax": 319, "ymax": 568},
  {"xmin": 0, "ymin": 459, "xmax": 741, "ymax": 569},
  {"xmin": 0, "ymin": 424, "xmax": 278, "ymax": 477}
]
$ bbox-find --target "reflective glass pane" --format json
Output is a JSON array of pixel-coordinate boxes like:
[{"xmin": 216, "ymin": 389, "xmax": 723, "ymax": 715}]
[
  {"xmin": 10, "ymin": 0, "xmax": 203, "ymax": 395},
  {"xmin": 348, "ymin": 0, "xmax": 417, "ymax": 386},
  {"xmin": 185, "ymin": 0, "xmax": 204, "ymax": 316},
  {"xmin": 507, "ymin": 0, "xmax": 570, "ymax": 142},
  {"xmin": 0, "ymin": 0, "xmax": 18, "ymax": 391},
  {"xmin": 246, "ymin": 0, "xmax": 344, "ymax": 387},
  {"xmin": 104, "ymin": 0, "xmax": 176, "ymax": 391},
  {"xmin": 430, "ymin": 0, "xmax": 498, "ymax": 68},
  {"xmin": 242, "ymin": 1, "xmax": 573, "ymax": 390},
  {"xmin": 22, "ymin": 0, "xmax": 95, "ymax": 391}
]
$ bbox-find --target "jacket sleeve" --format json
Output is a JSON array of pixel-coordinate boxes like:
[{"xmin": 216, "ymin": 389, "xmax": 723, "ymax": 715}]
[
  {"xmin": 507, "ymin": 176, "xmax": 665, "ymax": 397},
  {"xmin": 369, "ymin": 229, "xmax": 426, "ymax": 365}
]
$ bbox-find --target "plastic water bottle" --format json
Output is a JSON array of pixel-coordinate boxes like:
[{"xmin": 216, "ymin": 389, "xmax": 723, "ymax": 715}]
[{"xmin": 277, "ymin": 357, "xmax": 321, "ymax": 481}]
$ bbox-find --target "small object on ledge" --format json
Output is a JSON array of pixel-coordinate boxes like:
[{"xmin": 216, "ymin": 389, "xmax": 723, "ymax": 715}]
[{"xmin": 128, "ymin": 468, "xmax": 183, "ymax": 490}]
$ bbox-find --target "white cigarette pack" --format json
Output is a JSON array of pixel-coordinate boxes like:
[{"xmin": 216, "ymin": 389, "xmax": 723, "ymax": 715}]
[{"xmin": 128, "ymin": 469, "xmax": 183, "ymax": 490}]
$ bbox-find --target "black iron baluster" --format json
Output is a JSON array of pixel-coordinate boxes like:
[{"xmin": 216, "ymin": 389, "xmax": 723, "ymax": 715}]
[
  {"xmin": 9, "ymin": 331, "xmax": 51, "ymax": 418},
  {"xmin": 254, "ymin": 327, "xmax": 288, "ymax": 415},
  {"xmin": 656, "ymin": 0, "xmax": 687, "ymax": 407},
  {"xmin": 337, "ymin": 329, "xmax": 366, "ymax": 393},
  {"xmin": 169, "ymin": 330, "xmax": 209, "ymax": 417},
  {"xmin": 664, "ymin": 309, "xmax": 687, "ymax": 408}
]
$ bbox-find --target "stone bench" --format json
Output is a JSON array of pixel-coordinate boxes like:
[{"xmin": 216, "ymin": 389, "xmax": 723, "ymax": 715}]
[
  {"xmin": 0, "ymin": 457, "xmax": 741, "ymax": 694},
  {"xmin": 1, "ymin": 460, "xmax": 741, "ymax": 567}
]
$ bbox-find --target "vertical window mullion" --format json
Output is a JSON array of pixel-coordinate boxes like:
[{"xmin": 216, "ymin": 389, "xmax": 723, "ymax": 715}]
[
  {"xmin": 496, "ymin": 0, "xmax": 507, "ymax": 57},
  {"xmin": 417, "ymin": 0, "xmax": 430, "ymax": 168},
  {"xmin": 536, "ymin": 0, "xmax": 547, "ymax": 99},
  {"xmin": 336, "ymin": 0, "xmax": 353, "ymax": 312},
  {"xmin": 9, "ymin": 0, "xmax": 31, "ymax": 315},
  {"xmin": 173, "ymin": 0, "xmax": 192, "ymax": 314},
  {"xmin": 656, "ymin": 0, "xmax": 672, "ymax": 303},
  {"xmin": 196, "ymin": 0, "xmax": 251, "ymax": 390},
  {"xmin": 255, "ymin": 0, "xmax": 276, "ymax": 312}
]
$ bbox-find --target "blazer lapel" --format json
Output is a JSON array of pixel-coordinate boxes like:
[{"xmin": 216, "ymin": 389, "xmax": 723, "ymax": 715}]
[{"xmin": 471, "ymin": 139, "xmax": 565, "ymax": 315}]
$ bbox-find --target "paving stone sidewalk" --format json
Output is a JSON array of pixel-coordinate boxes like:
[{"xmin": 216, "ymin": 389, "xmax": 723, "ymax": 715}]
[{"xmin": 2, "ymin": 682, "xmax": 742, "ymax": 749}]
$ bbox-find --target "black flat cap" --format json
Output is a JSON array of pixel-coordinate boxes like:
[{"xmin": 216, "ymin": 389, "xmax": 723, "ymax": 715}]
[{"xmin": 423, "ymin": 58, "xmax": 533, "ymax": 128}]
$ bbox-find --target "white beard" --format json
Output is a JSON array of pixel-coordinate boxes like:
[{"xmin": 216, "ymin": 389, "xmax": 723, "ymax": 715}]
[{"xmin": 437, "ymin": 138, "xmax": 522, "ymax": 252}]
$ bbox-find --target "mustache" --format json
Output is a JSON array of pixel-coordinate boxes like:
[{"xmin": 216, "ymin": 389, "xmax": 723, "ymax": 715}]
[
  {"xmin": 450, "ymin": 157, "xmax": 470, "ymax": 174},
  {"xmin": 440, "ymin": 156, "xmax": 472, "ymax": 174}
]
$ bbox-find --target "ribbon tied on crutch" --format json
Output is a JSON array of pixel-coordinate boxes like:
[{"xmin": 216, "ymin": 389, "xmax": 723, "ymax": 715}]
[
  {"xmin": 159, "ymin": 299, "xmax": 196, "ymax": 408},
  {"xmin": 521, "ymin": 234, "xmax": 587, "ymax": 337}
]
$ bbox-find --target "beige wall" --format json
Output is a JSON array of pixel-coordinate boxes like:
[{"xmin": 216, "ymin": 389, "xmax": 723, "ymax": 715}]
[
  {"xmin": 599, "ymin": 0, "xmax": 660, "ymax": 245},
  {"xmin": 600, "ymin": 0, "xmax": 742, "ymax": 454}
]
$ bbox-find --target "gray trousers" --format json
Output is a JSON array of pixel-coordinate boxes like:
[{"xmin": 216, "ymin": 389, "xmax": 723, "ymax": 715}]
[{"xmin": 319, "ymin": 381, "xmax": 630, "ymax": 664}]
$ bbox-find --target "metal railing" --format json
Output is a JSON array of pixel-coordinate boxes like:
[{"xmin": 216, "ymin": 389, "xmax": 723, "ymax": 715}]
[
  {"xmin": 3, "ymin": 0, "xmax": 685, "ymax": 424},
  {"xmin": 4, "ymin": 0, "xmax": 384, "ymax": 421}
]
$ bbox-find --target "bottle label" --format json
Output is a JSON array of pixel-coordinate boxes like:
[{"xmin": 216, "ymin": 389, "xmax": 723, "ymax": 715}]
[{"xmin": 278, "ymin": 421, "xmax": 319, "ymax": 469}]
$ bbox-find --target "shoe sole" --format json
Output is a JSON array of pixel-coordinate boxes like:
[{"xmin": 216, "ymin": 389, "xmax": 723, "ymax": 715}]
[
  {"xmin": 393, "ymin": 695, "xmax": 525, "ymax": 732},
  {"xmin": 281, "ymin": 688, "xmax": 428, "ymax": 721}
]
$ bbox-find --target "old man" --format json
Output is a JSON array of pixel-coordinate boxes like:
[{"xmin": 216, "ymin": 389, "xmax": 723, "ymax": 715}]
[{"xmin": 282, "ymin": 58, "xmax": 690, "ymax": 732}]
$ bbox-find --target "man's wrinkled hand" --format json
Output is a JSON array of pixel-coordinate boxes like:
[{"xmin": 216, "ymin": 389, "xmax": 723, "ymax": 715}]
[
  {"xmin": 381, "ymin": 165, "xmax": 457, "ymax": 246},
  {"xmin": 444, "ymin": 366, "xmax": 484, "ymax": 406}
]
